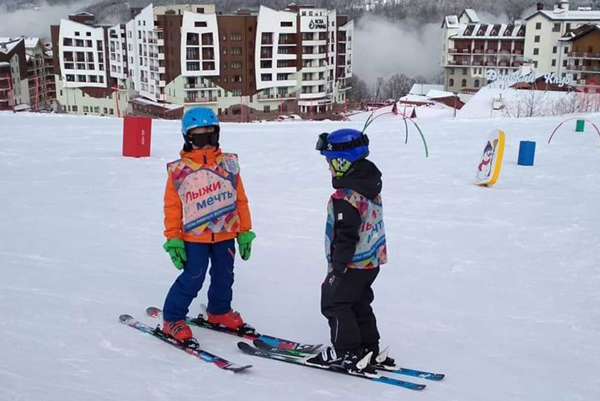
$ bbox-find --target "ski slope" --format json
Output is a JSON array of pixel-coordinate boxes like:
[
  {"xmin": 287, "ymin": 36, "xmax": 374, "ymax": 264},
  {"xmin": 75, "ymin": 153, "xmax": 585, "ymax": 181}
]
[{"xmin": 1, "ymin": 111, "xmax": 599, "ymax": 401}]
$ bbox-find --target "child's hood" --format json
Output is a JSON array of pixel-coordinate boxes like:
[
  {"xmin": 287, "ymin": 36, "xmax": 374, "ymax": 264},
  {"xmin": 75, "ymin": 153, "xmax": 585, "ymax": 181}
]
[{"xmin": 332, "ymin": 159, "xmax": 382, "ymax": 200}]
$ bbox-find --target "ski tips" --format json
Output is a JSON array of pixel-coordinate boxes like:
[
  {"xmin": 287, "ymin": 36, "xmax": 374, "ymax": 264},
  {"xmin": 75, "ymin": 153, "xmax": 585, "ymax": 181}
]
[
  {"xmin": 119, "ymin": 314, "xmax": 135, "ymax": 324},
  {"xmin": 145, "ymin": 306, "xmax": 161, "ymax": 317}
]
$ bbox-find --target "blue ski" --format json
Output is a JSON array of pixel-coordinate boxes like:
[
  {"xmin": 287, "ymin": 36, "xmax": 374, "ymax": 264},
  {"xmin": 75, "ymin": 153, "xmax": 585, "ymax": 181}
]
[{"xmin": 237, "ymin": 342, "xmax": 425, "ymax": 391}]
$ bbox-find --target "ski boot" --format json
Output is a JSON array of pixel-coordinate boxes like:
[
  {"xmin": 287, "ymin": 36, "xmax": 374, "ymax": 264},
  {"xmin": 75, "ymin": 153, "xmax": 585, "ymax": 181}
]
[
  {"xmin": 306, "ymin": 347, "xmax": 378, "ymax": 377},
  {"xmin": 162, "ymin": 320, "xmax": 195, "ymax": 346},
  {"xmin": 365, "ymin": 345, "xmax": 397, "ymax": 370},
  {"xmin": 206, "ymin": 310, "xmax": 244, "ymax": 330}
]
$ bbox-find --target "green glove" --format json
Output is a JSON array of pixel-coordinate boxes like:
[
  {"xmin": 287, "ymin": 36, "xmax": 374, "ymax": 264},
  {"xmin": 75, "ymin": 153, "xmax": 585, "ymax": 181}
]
[
  {"xmin": 237, "ymin": 231, "xmax": 256, "ymax": 261},
  {"xmin": 163, "ymin": 238, "xmax": 187, "ymax": 270}
]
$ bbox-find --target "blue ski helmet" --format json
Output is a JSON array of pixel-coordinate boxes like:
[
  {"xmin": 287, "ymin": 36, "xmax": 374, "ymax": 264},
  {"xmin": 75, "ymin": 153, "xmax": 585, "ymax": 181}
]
[
  {"xmin": 316, "ymin": 128, "xmax": 370, "ymax": 163},
  {"xmin": 181, "ymin": 107, "xmax": 220, "ymax": 137}
]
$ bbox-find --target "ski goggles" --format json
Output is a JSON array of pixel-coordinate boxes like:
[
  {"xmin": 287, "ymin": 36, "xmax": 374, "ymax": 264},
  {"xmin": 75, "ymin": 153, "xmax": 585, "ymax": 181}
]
[{"xmin": 315, "ymin": 132, "xmax": 369, "ymax": 151}]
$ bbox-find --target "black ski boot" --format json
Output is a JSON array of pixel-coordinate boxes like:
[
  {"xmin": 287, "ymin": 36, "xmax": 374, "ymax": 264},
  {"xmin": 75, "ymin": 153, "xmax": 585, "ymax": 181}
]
[{"xmin": 307, "ymin": 347, "xmax": 377, "ymax": 376}]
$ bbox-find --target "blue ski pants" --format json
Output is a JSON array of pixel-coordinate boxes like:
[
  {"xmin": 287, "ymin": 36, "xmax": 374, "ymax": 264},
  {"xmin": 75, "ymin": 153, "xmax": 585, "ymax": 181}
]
[{"xmin": 163, "ymin": 239, "xmax": 236, "ymax": 321}]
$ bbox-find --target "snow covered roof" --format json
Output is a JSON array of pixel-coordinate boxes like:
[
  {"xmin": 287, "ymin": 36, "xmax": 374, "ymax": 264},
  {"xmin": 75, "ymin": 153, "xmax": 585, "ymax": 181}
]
[
  {"xmin": 460, "ymin": 9, "xmax": 480, "ymax": 23},
  {"xmin": 409, "ymin": 84, "xmax": 444, "ymax": 96},
  {"xmin": 526, "ymin": 9, "xmax": 600, "ymax": 21},
  {"xmin": 24, "ymin": 38, "xmax": 42, "ymax": 49},
  {"xmin": 452, "ymin": 23, "xmax": 525, "ymax": 39},
  {"xmin": 399, "ymin": 94, "xmax": 434, "ymax": 104},
  {"xmin": 426, "ymin": 89, "xmax": 456, "ymax": 99},
  {"xmin": 132, "ymin": 97, "xmax": 183, "ymax": 111},
  {"xmin": 443, "ymin": 15, "xmax": 459, "ymax": 29},
  {"xmin": 0, "ymin": 61, "xmax": 10, "ymax": 67},
  {"xmin": 0, "ymin": 38, "xmax": 23, "ymax": 54},
  {"xmin": 561, "ymin": 24, "xmax": 600, "ymax": 41}
]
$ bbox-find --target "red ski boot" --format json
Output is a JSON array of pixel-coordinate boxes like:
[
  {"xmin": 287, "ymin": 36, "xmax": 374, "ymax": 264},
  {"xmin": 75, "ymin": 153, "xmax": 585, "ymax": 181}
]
[
  {"xmin": 162, "ymin": 320, "xmax": 193, "ymax": 343},
  {"xmin": 206, "ymin": 310, "xmax": 244, "ymax": 330}
]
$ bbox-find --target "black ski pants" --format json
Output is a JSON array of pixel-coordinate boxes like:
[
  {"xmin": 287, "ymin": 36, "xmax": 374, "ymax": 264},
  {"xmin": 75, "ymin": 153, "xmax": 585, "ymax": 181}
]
[{"xmin": 321, "ymin": 267, "xmax": 380, "ymax": 354}]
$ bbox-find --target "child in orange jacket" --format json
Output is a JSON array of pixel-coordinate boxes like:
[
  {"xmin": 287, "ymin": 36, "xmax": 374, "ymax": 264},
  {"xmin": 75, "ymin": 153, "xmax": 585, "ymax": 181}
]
[{"xmin": 161, "ymin": 107, "xmax": 255, "ymax": 343}]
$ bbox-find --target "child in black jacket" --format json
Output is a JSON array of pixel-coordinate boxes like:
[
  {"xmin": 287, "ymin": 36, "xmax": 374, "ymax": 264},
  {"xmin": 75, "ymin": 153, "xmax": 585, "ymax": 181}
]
[{"xmin": 308, "ymin": 129, "xmax": 395, "ymax": 376}]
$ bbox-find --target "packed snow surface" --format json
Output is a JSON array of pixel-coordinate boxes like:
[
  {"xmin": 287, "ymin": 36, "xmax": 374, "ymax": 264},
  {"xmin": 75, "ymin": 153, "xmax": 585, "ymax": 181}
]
[{"xmin": 1, "ymin": 111, "xmax": 599, "ymax": 401}]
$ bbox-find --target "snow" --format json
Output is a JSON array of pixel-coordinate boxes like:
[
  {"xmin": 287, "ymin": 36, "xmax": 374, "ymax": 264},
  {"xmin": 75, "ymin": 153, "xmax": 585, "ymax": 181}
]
[
  {"xmin": 1, "ymin": 111, "xmax": 600, "ymax": 401},
  {"xmin": 409, "ymin": 83, "xmax": 443, "ymax": 96}
]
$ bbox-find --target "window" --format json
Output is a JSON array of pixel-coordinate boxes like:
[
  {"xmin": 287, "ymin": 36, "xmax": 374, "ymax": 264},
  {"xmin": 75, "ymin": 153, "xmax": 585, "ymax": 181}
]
[
  {"xmin": 280, "ymin": 21, "xmax": 293, "ymax": 27},
  {"xmin": 277, "ymin": 73, "xmax": 288, "ymax": 81},
  {"xmin": 230, "ymin": 33, "xmax": 242, "ymax": 41},
  {"xmin": 200, "ymin": 33, "xmax": 213, "ymax": 46},
  {"xmin": 553, "ymin": 46, "xmax": 557, "ymax": 54},
  {"xmin": 231, "ymin": 47, "xmax": 242, "ymax": 55},
  {"xmin": 261, "ymin": 74, "xmax": 272, "ymax": 81},
  {"xmin": 262, "ymin": 32, "xmax": 273, "ymax": 44},
  {"xmin": 223, "ymin": 62, "xmax": 228, "ymax": 69},
  {"xmin": 535, "ymin": 22, "xmax": 541, "ymax": 29},
  {"xmin": 264, "ymin": 105, "xmax": 270, "ymax": 112},
  {"xmin": 534, "ymin": 35, "xmax": 540, "ymax": 43},
  {"xmin": 553, "ymin": 23, "xmax": 560, "ymax": 32},
  {"xmin": 232, "ymin": 89, "xmax": 242, "ymax": 96},
  {"xmin": 566, "ymin": 23, "xmax": 571, "ymax": 31},
  {"xmin": 462, "ymin": 68, "xmax": 467, "ymax": 75},
  {"xmin": 63, "ymin": 38, "xmax": 73, "ymax": 46},
  {"xmin": 231, "ymin": 61, "xmax": 242, "ymax": 69},
  {"xmin": 564, "ymin": 46, "xmax": 569, "ymax": 54},
  {"xmin": 552, "ymin": 59, "xmax": 556, "ymax": 66},
  {"xmin": 474, "ymin": 79, "xmax": 480, "ymax": 88},
  {"xmin": 533, "ymin": 48, "xmax": 539, "ymax": 55},
  {"xmin": 202, "ymin": 62, "xmax": 215, "ymax": 70},
  {"xmin": 563, "ymin": 60, "xmax": 567, "ymax": 67},
  {"xmin": 187, "ymin": 62, "xmax": 200, "ymax": 71},
  {"xmin": 197, "ymin": 7, "xmax": 204, "ymax": 13},
  {"xmin": 533, "ymin": 61, "xmax": 538, "ymax": 68},
  {"xmin": 260, "ymin": 60, "xmax": 272, "ymax": 68},
  {"xmin": 72, "ymin": 105, "xmax": 78, "ymax": 112},
  {"xmin": 83, "ymin": 106, "xmax": 89, "ymax": 113},
  {"xmin": 194, "ymin": 21, "xmax": 207, "ymax": 28},
  {"xmin": 232, "ymin": 75, "xmax": 242, "ymax": 83},
  {"xmin": 461, "ymin": 79, "xmax": 467, "ymax": 87}
]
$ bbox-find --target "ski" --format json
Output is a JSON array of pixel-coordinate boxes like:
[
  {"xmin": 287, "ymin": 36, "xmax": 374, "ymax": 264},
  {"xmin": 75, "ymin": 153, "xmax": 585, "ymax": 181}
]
[
  {"xmin": 252, "ymin": 339, "xmax": 444, "ymax": 381},
  {"xmin": 119, "ymin": 314, "xmax": 252, "ymax": 372},
  {"xmin": 237, "ymin": 342, "xmax": 425, "ymax": 391},
  {"xmin": 146, "ymin": 306, "xmax": 321, "ymax": 353}
]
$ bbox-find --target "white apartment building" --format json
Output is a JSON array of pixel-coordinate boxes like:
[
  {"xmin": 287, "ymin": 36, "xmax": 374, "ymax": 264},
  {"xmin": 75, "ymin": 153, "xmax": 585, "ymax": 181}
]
[
  {"xmin": 524, "ymin": 0, "xmax": 600, "ymax": 78},
  {"xmin": 441, "ymin": 10, "xmax": 525, "ymax": 93},
  {"xmin": 54, "ymin": 4, "xmax": 353, "ymax": 120}
]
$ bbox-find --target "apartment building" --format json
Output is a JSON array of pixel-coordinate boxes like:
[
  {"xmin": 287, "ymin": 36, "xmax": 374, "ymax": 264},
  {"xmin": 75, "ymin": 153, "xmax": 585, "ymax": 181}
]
[
  {"xmin": 24, "ymin": 38, "xmax": 56, "ymax": 110},
  {"xmin": 53, "ymin": 4, "xmax": 353, "ymax": 120},
  {"xmin": 441, "ymin": 1, "xmax": 600, "ymax": 94},
  {"xmin": 51, "ymin": 12, "xmax": 131, "ymax": 116},
  {"xmin": 563, "ymin": 24, "xmax": 600, "ymax": 88},
  {"xmin": 524, "ymin": 0, "xmax": 600, "ymax": 88},
  {"xmin": 0, "ymin": 38, "xmax": 29, "ymax": 111},
  {"xmin": 441, "ymin": 10, "xmax": 526, "ymax": 93}
]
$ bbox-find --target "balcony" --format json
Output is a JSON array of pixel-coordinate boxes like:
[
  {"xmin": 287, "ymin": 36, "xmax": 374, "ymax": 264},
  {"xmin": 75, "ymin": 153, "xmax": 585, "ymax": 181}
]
[
  {"xmin": 184, "ymin": 97, "xmax": 218, "ymax": 104},
  {"xmin": 256, "ymin": 92, "xmax": 297, "ymax": 101},
  {"xmin": 512, "ymin": 49, "xmax": 523, "ymax": 55},
  {"xmin": 568, "ymin": 52, "xmax": 600, "ymax": 59}
]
